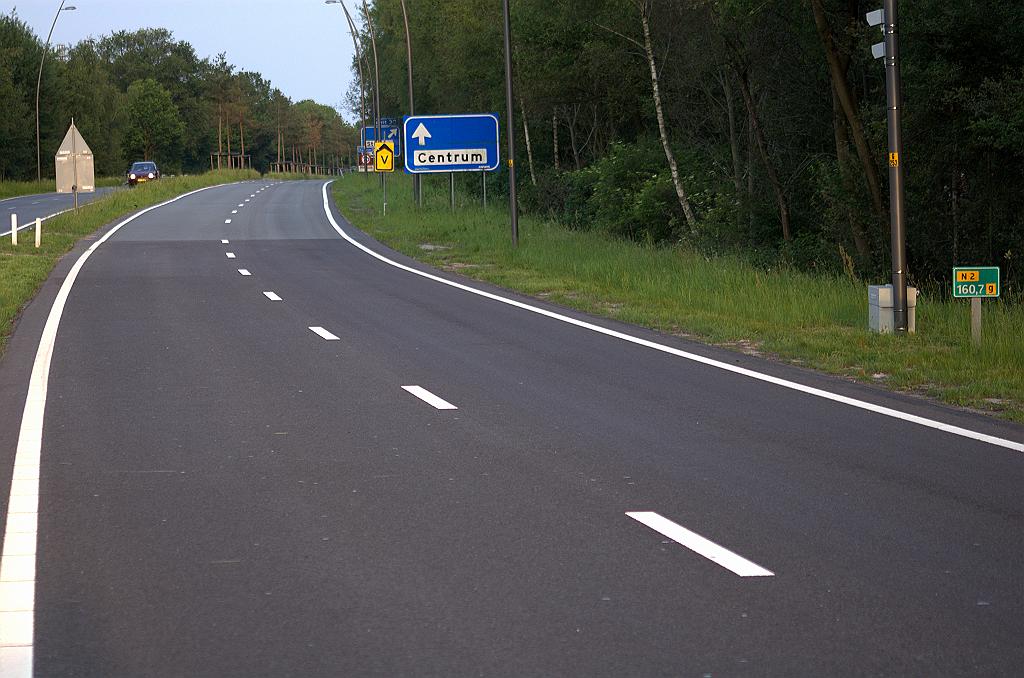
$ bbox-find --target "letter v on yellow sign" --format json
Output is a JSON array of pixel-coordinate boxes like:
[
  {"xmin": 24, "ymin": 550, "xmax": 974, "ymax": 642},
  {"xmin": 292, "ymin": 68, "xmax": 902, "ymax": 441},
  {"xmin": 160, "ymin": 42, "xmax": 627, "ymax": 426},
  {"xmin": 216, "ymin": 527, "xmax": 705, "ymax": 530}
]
[{"xmin": 374, "ymin": 141, "xmax": 395, "ymax": 172}]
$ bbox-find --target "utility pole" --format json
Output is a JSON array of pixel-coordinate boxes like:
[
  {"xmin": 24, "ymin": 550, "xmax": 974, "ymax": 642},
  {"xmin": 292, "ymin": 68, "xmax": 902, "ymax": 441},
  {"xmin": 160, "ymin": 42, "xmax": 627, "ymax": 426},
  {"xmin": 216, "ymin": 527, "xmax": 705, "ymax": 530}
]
[
  {"xmin": 868, "ymin": 0, "xmax": 908, "ymax": 332},
  {"xmin": 501, "ymin": 0, "xmax": 519, "ymax": 246}
]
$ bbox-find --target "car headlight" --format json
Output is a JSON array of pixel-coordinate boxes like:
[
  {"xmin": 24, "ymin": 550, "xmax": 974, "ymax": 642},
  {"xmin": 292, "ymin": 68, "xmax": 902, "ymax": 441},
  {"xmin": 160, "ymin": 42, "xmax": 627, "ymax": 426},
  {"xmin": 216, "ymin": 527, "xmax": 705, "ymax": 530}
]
[
  {"xmin": 148, "ymin": 173, "xmax": 155, "ymax": 179},
  {"xmin": 129, "ymin": 173, "xmax": 136, "ymax": 180}
]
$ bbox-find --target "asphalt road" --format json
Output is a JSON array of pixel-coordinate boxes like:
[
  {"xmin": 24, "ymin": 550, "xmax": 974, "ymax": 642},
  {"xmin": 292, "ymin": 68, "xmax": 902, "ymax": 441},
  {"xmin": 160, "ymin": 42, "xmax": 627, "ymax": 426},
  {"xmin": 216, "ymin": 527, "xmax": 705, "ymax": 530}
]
[
  {"xmin": 0, "ymin": 187, "xmax": 118, "ymax": 236},
  {"xmin": 1, "ymin": 179, "xmax": 1022, "ymax": 676}
]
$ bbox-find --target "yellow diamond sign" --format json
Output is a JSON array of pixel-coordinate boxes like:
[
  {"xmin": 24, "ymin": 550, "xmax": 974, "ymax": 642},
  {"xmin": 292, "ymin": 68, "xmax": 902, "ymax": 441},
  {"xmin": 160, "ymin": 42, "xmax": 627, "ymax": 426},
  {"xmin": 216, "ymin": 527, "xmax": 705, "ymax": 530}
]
[{"xmin": 374, "ymin": 141, "xmax": 395, "ymax": 172}]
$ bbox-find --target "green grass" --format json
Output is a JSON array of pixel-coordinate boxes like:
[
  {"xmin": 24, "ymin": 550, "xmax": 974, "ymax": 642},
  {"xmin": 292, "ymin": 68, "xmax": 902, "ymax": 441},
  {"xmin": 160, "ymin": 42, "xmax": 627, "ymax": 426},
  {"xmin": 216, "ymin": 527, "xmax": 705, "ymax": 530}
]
[
  {"xmin": 0, "ymin": 169, "xmax": 260, "ymax": 355},
  {"xmin": 332, "ymin": 173, "xmax": 1024, "ymax": 422}
]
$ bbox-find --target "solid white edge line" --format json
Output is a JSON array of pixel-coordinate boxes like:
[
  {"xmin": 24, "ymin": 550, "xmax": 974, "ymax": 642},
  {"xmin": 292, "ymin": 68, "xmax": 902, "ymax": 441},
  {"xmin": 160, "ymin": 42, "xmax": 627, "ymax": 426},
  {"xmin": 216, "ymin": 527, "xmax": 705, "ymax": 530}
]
[
  {"xmin": 401, "ymin": 385, "xmax": 458, "ymax": 410},
  {"xmin": 318, "ymin": 181, "xmax": 1024, "ymax": 454},
  {"xmin": 1, "ymin": 181, "xmax": 239, "ymax": 677},
  {"xmin": 263, "ymin": 291, "xmax": 282, "ymax": 301},
  {"xmin": 626, "ymin": 512, "xmax": 774, "ymax": 577},
  {"xmin": 309, "ymin": 326, "xmax": 340, "ymax": 341}
]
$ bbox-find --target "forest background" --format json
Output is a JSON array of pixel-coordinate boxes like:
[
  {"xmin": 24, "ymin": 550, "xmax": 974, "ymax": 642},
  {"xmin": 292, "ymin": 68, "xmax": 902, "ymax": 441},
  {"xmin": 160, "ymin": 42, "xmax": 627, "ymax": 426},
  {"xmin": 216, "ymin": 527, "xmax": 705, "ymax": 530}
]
[{"xmin": 2, "ymin": 1, "xmax": 1022, "ymax": 292}]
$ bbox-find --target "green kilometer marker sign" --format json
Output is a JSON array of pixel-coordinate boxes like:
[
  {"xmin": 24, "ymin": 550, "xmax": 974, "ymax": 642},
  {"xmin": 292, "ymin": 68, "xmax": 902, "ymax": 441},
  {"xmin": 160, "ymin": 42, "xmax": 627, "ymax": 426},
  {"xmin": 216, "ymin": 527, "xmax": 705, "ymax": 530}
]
[{"xmin": 952, "ymin": 267, "xmax": 1000, "ymax": 298}]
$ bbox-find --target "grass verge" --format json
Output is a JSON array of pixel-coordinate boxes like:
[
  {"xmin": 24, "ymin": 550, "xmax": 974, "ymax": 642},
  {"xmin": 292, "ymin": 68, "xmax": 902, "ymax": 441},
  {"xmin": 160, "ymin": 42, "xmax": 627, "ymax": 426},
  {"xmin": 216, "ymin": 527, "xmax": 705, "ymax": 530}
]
[
  {"xmin": 332, "ymin": 173, "xmax": 1024, "ymax": 422},
  {"xmin": 0, "ymin": 169, "xmax": 259, "ymax": 356}
]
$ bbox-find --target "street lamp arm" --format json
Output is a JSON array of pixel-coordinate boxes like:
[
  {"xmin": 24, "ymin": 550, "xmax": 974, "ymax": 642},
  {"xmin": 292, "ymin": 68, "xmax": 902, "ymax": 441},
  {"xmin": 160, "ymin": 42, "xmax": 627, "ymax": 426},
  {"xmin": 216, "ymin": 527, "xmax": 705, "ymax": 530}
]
[
  {"xmin": 338, "ymin": 1, "xmax": 367, "ymax": 131},
  {"xmin": 37, "ymin": 0, "xmax": 68, "ymax": 182},
  {"xmin": 360, "ymin": 0, "xmax": 382, "ymax": 142}
]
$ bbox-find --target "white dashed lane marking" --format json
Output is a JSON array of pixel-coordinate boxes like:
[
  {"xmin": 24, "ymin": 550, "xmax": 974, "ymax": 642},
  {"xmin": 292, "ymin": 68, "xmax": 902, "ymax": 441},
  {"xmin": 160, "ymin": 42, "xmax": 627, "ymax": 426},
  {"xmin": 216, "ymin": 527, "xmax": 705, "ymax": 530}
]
[
  {"xmin": 238, "ymin": 269, "xmax": 251, "ymax": 276},
  {"xmin": 221, "ymin": 239, "xmax": 229, "ymax": 244},
  {"xmin": 263, "ymin": 291, "xmax": 282, "ymax": 301},
  {"xmin": 225, "ymin": 219, "xmax": 232, "ymax": 224},
  {"xmin": 626, "ymin": 512, "xmax": 774, "ymax": 577},
  {"xmin": 308, "ymin": 326, "xmax": 340, "ymax": 341},
  {"xmin": 225, "ymin": 253, "xmax": 235, "ymax": 259},
  {"xmin": 401, "ymin": 385, "xmax": 458, "ymax": 410}
]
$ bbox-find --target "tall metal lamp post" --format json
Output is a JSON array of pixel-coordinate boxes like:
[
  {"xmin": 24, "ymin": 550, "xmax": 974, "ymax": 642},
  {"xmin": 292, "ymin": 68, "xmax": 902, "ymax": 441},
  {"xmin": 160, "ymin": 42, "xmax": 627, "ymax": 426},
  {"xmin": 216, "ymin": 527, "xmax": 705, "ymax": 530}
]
[
  {"xmin": 36, "ymin": 1, "xmax": 76, "ymax": 182},
  {"xmin": 325, "ymin": 0, "xmax": 368, "ymax": 177},
  {"xmin": 868, "ymin": 0, "xmax": 908, "ymax": 332},
  {"xmin": 360, "ymin": 0, "xmax": 382, "ymax": 189}
]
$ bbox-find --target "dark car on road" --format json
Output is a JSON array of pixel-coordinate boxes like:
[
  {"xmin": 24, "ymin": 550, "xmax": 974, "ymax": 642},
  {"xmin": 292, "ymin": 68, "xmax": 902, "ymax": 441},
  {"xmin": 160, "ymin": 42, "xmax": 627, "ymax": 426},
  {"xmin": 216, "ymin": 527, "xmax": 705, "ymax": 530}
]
[{"xmin": 127, "ymin": 161, "xmax": 160, "ymax": 187}]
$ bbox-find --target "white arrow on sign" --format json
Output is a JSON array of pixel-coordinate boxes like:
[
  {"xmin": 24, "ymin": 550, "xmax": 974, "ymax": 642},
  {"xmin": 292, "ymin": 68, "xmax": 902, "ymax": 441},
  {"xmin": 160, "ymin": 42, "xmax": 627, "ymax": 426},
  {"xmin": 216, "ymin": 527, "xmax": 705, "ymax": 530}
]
[
  {"xmin": 387, "ymin": 128, "xmax": 398, "ymax": 139},
  {"xmin": 412, "ymin": 122, "xmax": 432, "ymax": 146}
]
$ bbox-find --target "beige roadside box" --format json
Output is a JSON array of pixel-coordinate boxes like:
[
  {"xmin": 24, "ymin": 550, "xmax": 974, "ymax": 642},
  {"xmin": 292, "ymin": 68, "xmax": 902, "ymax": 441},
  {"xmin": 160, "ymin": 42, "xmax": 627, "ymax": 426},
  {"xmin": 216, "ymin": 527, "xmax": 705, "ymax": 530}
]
[
  {"xmin": 55, "ymin": 119, "xmax": 95, "ymax": 202},
  {"xmin": 868, "ymin": 284, "xmax": 917, "ymax": 334}
]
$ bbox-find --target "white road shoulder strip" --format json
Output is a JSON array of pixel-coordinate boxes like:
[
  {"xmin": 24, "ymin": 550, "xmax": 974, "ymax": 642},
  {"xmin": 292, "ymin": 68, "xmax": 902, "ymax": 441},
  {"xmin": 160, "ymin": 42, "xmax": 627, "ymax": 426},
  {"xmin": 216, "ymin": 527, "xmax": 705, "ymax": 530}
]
[
  {"xmin": 309, "ymin": 326, "xmax": 340, "ymax": 341},
  {"xmin": 263, "ymin": 291, "xmax": 282, "ymax": 301},
  {"xmin": 0, "ymin": 182, "xmax": 236, "ymax": 677},
  {"xmin": 318, "ymin": 181, "xmax": 1024, "ymax": 454},
  {"xmin": 401, "ymin": 385, "xmax": 458, "ymax": 410},
  {"xmin": 626, "ymin": 512, "xmax": 774, "ymax": 577}
]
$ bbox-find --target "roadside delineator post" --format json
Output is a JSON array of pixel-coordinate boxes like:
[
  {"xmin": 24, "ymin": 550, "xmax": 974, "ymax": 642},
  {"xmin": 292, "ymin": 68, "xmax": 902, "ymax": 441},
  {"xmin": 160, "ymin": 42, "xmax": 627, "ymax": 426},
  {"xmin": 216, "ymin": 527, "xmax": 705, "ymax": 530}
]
[
  {"xmin": 35, "ymin": 218, "xmax": 41, "ymax": 248},
  {"xmin": 10, "ymin": 214, "xmax": 16, "ymax": 246}
]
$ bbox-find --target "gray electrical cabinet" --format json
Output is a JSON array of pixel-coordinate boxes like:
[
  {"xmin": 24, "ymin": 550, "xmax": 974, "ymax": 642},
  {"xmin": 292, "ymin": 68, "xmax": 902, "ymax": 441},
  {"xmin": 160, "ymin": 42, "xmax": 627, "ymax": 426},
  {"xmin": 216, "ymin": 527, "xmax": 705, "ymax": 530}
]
[{"xmin": 868, "ymin": 284, "xmax": 917, "ymax": 334}]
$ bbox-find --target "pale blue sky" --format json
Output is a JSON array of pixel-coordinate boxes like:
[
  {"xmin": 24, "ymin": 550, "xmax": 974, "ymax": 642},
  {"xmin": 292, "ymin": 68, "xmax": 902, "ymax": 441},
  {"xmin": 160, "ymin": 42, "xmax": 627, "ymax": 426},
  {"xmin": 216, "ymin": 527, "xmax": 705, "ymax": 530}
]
[{"xmin": 6, "ymin": 0, "xmax": 358, "ymax": 117}]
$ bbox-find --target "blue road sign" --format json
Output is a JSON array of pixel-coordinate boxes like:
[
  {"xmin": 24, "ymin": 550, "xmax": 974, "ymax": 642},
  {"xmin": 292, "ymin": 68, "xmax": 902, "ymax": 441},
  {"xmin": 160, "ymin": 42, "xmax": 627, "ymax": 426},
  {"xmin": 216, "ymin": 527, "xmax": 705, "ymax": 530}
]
[
  {"xmin": 403, "ymin": 114, "xmax": 500, "ymax": 174},
  {"xmin": 361, "ymin": 125, "xmax": 402, "ymax": 155}
]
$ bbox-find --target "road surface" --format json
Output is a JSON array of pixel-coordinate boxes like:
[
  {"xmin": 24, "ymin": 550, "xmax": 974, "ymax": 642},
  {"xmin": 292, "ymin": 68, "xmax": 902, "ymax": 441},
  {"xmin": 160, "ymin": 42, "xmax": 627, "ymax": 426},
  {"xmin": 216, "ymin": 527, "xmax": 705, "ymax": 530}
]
[
  {"xmin": 0, "ymin": 187, "xmax": 118, "ymax": 237},
  {"xmin": 1, "ymin": 179, "xmax": 1021, "ymax": 676}
]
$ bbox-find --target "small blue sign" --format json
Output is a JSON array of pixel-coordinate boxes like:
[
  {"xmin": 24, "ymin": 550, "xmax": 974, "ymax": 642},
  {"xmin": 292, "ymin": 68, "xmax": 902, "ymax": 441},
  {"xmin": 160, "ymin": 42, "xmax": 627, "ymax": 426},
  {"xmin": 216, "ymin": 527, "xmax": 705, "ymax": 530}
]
[
  {"xmin": 403, "ymin": 114, "xmax": 500, "ymax": 174},
  {"xmin": 361, "ymin": 125, "xmax": 401, "ymax": 155}
]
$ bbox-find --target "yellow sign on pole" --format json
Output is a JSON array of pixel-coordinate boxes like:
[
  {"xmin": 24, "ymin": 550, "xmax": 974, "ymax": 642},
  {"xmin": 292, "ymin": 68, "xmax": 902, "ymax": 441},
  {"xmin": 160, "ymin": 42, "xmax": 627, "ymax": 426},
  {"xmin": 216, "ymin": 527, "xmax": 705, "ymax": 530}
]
[{"xmin": 374, "ymin": 141, "xmax": 395, "ymax": 172}]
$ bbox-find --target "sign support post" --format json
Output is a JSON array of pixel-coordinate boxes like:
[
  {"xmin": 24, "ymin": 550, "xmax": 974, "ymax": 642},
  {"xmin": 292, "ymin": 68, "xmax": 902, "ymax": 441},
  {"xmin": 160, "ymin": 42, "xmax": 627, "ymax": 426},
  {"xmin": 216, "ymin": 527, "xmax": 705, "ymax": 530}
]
[
  {"xmin": 971, "ymin": 298, "xmax": 981, "ymax": 347},
  {"xmin": 373, "ymin": 140, "xmax": 395, "ymax": 215},
  {"xmin": 953, "ymin": 266, "xmax": 999, "ymax": 347},
  {"xmin": 71, "ymin": 116, "xmax": 79, "ymax": 210}
]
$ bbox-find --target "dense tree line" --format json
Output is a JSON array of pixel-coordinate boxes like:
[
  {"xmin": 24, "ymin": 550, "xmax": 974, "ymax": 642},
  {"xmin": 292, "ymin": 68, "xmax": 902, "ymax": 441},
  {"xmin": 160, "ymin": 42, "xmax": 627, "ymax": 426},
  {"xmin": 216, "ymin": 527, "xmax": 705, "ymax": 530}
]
[
  {"xmin": 0, "ymin": 12, "xmax": 358, "ymax": 179},
  {"xmin": 357, "ymin": 0, "xmax": 1023, "ymax": 290}
]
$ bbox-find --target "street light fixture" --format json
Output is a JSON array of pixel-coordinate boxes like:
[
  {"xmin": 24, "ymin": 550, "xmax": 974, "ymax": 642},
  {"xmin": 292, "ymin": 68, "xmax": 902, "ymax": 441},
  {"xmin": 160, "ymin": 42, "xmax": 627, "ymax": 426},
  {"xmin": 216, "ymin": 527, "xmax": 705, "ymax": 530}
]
[
  {"xmin": 36, "ymin": 1, "xmax": 76, "ymax": 182},
  {"xmin": 325, "ymin": 0, "xmax": 368, "ymax": 176}
]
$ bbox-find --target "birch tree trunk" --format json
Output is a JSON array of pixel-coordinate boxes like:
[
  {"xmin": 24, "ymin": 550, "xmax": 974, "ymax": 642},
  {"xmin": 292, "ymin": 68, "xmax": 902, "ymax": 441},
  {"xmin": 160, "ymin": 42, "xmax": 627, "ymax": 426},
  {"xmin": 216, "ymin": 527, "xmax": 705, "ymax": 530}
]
[
  {"xmin": 638, "ymin": 1, "xmax": 697, "ymax": 231},
  {"xmin": 552, "ymin": 109, "xmax": 560, "ymax": 171},
  {"xmin": 521, "ymin": 97, "xmax": 537, "ymax": 186}
]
